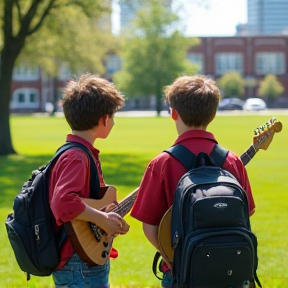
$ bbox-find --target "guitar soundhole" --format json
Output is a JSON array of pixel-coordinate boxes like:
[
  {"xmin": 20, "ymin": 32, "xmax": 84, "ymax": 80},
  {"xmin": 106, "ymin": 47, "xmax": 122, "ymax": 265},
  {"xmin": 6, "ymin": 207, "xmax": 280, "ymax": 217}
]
[{"xmin": 89, "ymin": 223, "xmax": 102, "ymax": 242}]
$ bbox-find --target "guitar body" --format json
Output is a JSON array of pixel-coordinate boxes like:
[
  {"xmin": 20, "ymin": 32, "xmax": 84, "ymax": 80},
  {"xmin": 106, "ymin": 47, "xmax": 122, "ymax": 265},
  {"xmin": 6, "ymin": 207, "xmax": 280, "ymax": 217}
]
[
  {"xmin": 158, "ymin": 207, "xmax": 173, "ymax": 264},
  {"xmin": 64, "ymin": 186, "xmax": 117, "ymax": 266},
  {"xmin": 64, "ymin": 186, "xmax": 138, "ymax": 266}
]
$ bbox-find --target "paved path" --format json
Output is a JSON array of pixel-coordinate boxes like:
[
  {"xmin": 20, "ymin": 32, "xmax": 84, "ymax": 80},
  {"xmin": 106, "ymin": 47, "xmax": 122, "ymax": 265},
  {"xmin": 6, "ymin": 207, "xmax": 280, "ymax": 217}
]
[
  {"xmin": 115, "ymin": 109, "xmax": 288, "ymax": 117},
  {"xmin": 48, "ymin": 109, "xmax": 288, "ymax": 118}
]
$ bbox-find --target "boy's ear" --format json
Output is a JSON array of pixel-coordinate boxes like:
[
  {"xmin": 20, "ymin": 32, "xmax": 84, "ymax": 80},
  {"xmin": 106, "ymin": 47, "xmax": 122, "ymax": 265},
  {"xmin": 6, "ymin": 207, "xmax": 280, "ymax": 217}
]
[
  {"xmin": 101, "ymin": 114, "xmax": 109, "ymax": 126},
  {"xmin": 171, "ymin": 108, "xmax": 179, "ymax": 121}
]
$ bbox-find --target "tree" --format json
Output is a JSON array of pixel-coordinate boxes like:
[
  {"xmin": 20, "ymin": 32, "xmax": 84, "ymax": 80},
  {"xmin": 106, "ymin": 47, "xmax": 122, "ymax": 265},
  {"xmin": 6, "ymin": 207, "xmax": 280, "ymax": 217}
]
[
  {"xmin": 113, "ymin": 0, "xmax": 199, "ymax": 115},
  {"xmin": 217, "ymin": 71, "xmax": 245, "ymax": 99},
  {"xmin": 258, "ymin": 74, "xmax": 284, "ymax": 107},
  {"xmin": 0, "ymin": 0, "xmax": 111, "ymax": 156}
]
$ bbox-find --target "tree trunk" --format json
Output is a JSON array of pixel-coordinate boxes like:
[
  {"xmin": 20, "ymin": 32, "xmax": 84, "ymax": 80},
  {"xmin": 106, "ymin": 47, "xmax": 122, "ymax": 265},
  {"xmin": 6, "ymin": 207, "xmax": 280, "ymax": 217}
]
[
  {"xmin": 0, "ymin": 47, "xmax": 18, "ymax": 155},
  {"xmin": 0, "ymin": 81, "xmax": 16, "ymax": 155}
]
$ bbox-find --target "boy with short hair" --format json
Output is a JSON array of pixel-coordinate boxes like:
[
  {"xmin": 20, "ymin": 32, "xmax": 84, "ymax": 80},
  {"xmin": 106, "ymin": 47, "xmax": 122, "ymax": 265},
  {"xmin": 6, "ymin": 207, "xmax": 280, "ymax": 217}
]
[
  {"xmin": 49, "ymin": 73, "xmax": 129, "ymax": 288},
  {"xmin": 131, "ymin": 75, "xmax": 255, "ymax": 287}
]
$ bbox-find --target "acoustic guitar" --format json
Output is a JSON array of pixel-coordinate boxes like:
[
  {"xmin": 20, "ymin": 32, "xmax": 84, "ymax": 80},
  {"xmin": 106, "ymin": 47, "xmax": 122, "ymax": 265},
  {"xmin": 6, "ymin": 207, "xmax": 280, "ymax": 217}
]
[
  {"xmin": 64, "ymin": 186, "xmax": 139, "ymax": 266},
  {"xmin": 157, "ymin": 117, "xmax": 282, "ymax": 266}
]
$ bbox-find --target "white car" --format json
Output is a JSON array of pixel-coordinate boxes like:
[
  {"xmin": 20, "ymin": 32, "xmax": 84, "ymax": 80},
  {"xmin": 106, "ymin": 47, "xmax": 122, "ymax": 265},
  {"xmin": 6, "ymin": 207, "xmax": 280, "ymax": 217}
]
[{"xmin": 243, "ymin": 98, "xmax": 267, "ymax": 111}]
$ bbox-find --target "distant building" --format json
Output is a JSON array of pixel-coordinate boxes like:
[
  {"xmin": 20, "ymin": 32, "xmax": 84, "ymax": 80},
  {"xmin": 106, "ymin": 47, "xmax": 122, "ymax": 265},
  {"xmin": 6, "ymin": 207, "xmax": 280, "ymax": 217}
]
[
  {"xmin": 119, "ymin": 0, "xmax": 172, "ymax": 31},
  {"xmin": 9, "ymin": 35, "xmax": 288, "ymax": 112},
  {"xmin": 246, "ymin": 0, "xmax": 288, "ymax": 35},
  {"xmin": 187, "ymin": 35, "xmax": 288, "ymax": 105}
]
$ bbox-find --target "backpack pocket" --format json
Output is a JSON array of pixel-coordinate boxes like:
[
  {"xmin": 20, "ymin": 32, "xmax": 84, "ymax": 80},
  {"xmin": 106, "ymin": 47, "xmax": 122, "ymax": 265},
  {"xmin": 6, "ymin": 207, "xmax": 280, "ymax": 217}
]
[
  {"xmin": 192, "ymin": 196, "xmax": 248, "ymax": 229},
  {"xmin": 5, "ymin": 215, "xmax": 42, "ymax": 275},
  {"xmin": 32, "ymin": 218, "xmax": 60, "ymax": 272},
  {"xmin": 175, "ymin": 229, "xmax": 256, "ymax": 288},
  {"xmin": 5, "ymin": 215, "xmax": 59, "ymax": 276}
]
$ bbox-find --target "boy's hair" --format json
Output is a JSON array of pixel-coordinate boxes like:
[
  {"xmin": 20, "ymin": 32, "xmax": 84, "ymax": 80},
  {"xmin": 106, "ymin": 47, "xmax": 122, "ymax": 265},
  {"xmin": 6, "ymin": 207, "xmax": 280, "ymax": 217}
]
[
  {"xmin": 165, "ymin": 75, "xmax": 220, "ymax": 127},
  {"xmin": 63, "ymin": 73, "xmax": 124, "ymax": 131}
]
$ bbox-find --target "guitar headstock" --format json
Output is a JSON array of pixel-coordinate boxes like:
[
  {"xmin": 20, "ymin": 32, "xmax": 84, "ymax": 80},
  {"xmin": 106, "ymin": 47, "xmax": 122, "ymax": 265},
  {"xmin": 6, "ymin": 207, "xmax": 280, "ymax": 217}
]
[{"xmin": 253, "ymin": 117, "xmax": 283, "ymax": 151}]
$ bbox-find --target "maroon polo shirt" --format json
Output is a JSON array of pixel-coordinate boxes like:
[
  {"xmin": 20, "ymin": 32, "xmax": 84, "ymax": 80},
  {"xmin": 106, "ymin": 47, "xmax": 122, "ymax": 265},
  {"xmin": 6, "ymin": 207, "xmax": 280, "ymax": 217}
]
[{"xmin": 131, "ymin": 129, "xmax": 255, "ymax": 226}]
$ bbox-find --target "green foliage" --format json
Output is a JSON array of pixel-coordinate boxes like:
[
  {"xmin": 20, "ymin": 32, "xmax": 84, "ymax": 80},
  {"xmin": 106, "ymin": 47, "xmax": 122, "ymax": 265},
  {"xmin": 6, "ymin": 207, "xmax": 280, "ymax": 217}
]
[
  {"xmin": 114, "ymin": 0, "xmax": 199, "ymax": 112},
  {"xmin": 17, "ymin": 0, "xmax": 114, "ymax": 75},
  {"xmin": 1, "ymin": 114, "xmax": 288, "ymax": 287},
  {"xmin": 217, "ymin": 71, "xmax": 245, "ymax": 99},
  {"xmin": 258, "ymin": 74, "xmax": 284, "ymax": 106}
]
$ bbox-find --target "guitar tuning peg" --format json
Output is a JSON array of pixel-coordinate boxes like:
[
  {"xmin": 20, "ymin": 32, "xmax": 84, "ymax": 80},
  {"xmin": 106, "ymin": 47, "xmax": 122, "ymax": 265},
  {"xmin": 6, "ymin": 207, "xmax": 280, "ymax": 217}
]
[{"xmin": 254, "ymin": 129, "xmax": 259, "ymax": 136}]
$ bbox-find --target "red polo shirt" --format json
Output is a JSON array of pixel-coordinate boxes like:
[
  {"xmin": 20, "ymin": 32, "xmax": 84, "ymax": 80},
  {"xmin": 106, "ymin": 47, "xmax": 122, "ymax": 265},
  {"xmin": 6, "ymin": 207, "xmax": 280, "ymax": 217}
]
[
  {"xmin": 131, "ymin": 129, "xmax": 255, "ymax": 226},
  {"xmin": 49, "ymin": 134, "xmax": 108, "ymax": 269}
]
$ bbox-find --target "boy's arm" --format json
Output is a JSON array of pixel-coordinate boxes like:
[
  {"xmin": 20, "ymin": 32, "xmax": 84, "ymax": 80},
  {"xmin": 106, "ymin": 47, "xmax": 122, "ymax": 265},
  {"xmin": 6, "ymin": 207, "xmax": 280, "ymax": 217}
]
[{"xmin": 143, "ymin": 222, "xmax": 160, "ymax": 251}]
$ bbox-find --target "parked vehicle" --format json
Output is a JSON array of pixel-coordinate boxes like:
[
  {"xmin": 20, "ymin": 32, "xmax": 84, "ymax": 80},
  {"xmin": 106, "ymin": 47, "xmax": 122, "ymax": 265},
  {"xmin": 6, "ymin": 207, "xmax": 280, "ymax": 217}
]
[
  {"xmin": 243, "ymin": 98, "xmax": 267, "ymax": 111},
  {"xmin": 218, "ymin": 98, "xmax": 245, "ymax": 111}
]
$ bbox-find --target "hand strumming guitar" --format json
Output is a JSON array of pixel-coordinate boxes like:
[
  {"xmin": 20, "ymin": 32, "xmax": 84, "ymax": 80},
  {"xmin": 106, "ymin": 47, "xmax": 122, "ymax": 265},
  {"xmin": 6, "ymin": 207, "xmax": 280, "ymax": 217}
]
[{"xmin": 103, "ymin": 211, "xmax": 130, "ymax": 236}]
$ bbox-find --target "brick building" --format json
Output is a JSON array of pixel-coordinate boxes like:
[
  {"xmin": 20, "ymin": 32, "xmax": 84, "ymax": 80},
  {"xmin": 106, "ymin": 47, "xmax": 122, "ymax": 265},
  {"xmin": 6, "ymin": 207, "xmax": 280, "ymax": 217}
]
[
  {"xmin": 10, "ymin": 35, "xmax": 288, "ymax": 112},
  {"xmin": 187, "ymin": 35, "xmax": 288, "ymax": 104}
]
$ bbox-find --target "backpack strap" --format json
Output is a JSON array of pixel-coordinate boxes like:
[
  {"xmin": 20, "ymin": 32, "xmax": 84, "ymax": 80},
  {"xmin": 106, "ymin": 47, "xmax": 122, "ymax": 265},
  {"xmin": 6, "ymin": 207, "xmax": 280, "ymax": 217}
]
[
  {"xmin": 51, "ymin": 142, "xmax": 100, "ymax": 199},
  {"xmin": 164, "ymin": 145, "xmax": 196, "ymax": 170},
  {"xmin": 209, "ymin": 144, "xmax": 229, "ymax": 167},
  {"xmin": 164, "ymin": 143, "xmax": 229, "ymax": 170}
]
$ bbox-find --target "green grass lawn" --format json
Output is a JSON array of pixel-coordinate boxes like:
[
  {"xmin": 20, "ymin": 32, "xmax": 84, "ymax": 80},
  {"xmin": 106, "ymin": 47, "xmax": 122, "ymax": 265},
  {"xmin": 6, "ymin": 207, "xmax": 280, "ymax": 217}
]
[{"xmin": 0, "ymin": 113, "xmax": 288, "ymax": 288}]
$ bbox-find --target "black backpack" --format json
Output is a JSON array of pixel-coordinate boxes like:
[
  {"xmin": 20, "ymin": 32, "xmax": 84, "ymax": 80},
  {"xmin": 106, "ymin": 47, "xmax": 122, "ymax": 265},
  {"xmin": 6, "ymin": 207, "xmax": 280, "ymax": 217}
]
[
  {"xmin": 167, "ymin": 144, "xmax": 261, "ymax": 288},
  {"xmin": 5, "ymin": 142, "xmax": 99, "ymax": 280}
]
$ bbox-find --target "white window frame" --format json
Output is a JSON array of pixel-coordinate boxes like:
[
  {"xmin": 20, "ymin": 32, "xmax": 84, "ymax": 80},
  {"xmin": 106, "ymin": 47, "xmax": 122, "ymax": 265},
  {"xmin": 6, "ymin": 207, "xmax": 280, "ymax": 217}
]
[
  {"xmin": 215, "ymin": 53, "xmax": 243, "ymax": 75},
  {"xmin": 10, "ymin": 88, "xmax": 40, "ymax": 109},
  {"xmin": 13, "ymin": 64, "xmax": 40, "ymax": 81},
  {"xmin": 255, "ymin": 52, "xmax": 285, "ymax": 75}
]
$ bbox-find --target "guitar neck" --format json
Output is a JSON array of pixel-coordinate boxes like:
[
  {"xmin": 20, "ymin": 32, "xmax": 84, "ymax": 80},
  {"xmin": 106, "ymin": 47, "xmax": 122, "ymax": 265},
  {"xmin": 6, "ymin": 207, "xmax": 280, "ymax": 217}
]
[
  {"xmin": 240, "ymin": 144, "xmax": 257, "ymax": 166},
  {"xmin": 112, "ymin": 189, "xmax": 138, "ymax": 218}
]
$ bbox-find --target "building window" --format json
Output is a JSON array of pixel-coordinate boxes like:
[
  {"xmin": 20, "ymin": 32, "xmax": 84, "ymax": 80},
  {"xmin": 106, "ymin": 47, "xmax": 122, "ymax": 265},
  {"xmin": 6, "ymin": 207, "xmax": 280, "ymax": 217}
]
[
  {"xmin": 186, "ymin": 53, "xmax": 204, "ymax": 74},
  {"xmin": 215, "ymin": 53, "xmax": 243, "ymax": 75},
  {"xmin": 255, "ymin": 52, "xmax": 285, "ymax": 75},
  {"xmin": 29, "ymin": 93, "xmax": 36, "ymax": 103},
  {"xmin": 58, "ymin": 63, "xmax": 72, "ymax": 81},
  {"xmin": 18, "ymin": 93, "xmax": 25, "ymax": 103},
  {"xmin": 13, "ymin": 64, "xmax": 40, "ymax": 81},
  {"xmin": 106, "ymin": 55, "xmax": 122, "ymax": 74},
  {"xmin": 10, "ymin": 88, "xmax": 39, "ymax": 109}
]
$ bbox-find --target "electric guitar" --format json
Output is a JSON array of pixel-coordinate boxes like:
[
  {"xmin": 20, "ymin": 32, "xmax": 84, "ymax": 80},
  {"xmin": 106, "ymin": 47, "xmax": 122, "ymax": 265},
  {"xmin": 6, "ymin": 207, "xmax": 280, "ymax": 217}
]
[
  {"xmin": 64, "ymin": 186, "xmax": 139, "ymax": 266},
  {"xmin": 157, "ymin": 117, "xmax": 283, "ymax": 266}
]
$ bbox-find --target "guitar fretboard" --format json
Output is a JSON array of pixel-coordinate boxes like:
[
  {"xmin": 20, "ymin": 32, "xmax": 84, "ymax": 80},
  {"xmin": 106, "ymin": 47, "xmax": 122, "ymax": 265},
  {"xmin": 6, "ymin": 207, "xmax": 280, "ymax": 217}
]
[
  {"xmin": 240, "ymin": 145, "xmax": 257, "ymax": 166},
  {"xmin": 111, "ymin": 190, "xmax": 138, "ymax": 218}
]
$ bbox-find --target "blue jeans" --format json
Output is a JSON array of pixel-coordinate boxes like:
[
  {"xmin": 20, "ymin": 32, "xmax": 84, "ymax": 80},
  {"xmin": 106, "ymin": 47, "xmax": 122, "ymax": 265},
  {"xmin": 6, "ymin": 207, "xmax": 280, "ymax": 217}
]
[
  {"xmin": 52, "ymin": 254, "xmax": 110, "ymax": 288},
  {"xmin": 161, "ymin": 271, "xmax": 173, "ymax": 288}
]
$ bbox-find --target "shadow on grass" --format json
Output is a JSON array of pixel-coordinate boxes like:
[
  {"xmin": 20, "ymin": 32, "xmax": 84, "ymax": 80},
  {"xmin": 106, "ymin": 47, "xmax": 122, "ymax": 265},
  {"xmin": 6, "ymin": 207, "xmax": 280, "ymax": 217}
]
[{"xmin": 0, "ymin": 153, "xmax": 148, "ymax": 209}]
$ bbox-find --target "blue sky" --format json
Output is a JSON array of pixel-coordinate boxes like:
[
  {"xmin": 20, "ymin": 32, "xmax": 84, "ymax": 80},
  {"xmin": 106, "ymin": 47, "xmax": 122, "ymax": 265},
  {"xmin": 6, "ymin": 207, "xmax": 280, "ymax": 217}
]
[{"xmin": 112, "ymin": 0, "xmax": 247, "ymax": 36}]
